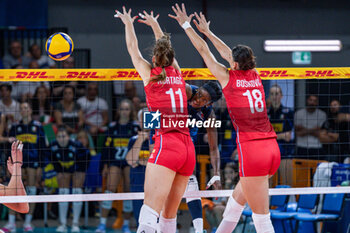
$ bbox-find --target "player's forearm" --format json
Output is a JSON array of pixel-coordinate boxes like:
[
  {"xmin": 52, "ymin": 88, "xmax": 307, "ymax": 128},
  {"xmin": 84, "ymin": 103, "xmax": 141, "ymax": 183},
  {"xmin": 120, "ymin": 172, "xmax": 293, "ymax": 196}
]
[
  {"xmin": 151, "ymin": 22, "xmax": 164, "ymax": 40},
  {"xmin": 125, "ymin": 22, "xmax": 140, "ymax": 55},
  {"xmin": 7, "ymin": 165, "xmax": 26, "ymax": 196},
  {"xmin": 185, "ymin": 27, "xmax": 210, "ymax": 57},
  {"xmin": 205, "ymin": 30, "xmax": 232, "ymax": 63},
  {"xmin": 209, "ymin": 148, "xmax": 221, "ymax": 176},
  {"xmin": 126, "ymin": 140, "xmax": 143, "ymax": 167}
]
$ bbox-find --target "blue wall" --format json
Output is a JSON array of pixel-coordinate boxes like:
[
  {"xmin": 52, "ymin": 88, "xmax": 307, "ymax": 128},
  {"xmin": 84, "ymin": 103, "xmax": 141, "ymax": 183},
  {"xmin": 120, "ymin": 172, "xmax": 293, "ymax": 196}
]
[{"xmin": 0, "ymin": 0, "xmax": 47, "ymax": 28}]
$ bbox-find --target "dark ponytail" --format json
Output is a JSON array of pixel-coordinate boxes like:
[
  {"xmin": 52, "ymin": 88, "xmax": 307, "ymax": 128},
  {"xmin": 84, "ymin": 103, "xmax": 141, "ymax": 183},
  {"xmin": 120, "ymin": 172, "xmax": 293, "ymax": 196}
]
[
  {"xmin": 151, "ymin": 34, "xmax": 175, "ymax": 82},
  {"xmin": 232, "ymin": 44, "xmax": 256, "ymax": 70}
]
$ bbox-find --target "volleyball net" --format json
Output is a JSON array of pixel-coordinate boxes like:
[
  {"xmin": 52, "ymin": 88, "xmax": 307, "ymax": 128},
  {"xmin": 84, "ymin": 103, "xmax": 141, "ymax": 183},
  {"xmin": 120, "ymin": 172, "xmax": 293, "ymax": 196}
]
[{"xmin": 0, "ymin": 67, "xmax": 349, "ymax": 203}]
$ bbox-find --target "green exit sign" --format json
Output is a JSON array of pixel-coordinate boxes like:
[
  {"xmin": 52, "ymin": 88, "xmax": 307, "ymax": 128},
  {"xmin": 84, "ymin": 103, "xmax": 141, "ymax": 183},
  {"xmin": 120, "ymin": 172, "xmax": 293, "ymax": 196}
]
[{"xmin": 292, "ymin": 51, "xmax": 312, "ymax": 65}]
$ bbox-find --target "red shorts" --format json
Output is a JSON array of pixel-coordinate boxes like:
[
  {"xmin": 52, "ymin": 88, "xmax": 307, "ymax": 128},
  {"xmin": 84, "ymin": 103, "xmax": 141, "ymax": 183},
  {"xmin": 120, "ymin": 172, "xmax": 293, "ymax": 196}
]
[
  {"xmin": 237, "ymin": 138, "xmax": 281, "ymax": 177},
  {"xmin": 148, "ymin": 132, "xmax": 195, "ymax": 176}
]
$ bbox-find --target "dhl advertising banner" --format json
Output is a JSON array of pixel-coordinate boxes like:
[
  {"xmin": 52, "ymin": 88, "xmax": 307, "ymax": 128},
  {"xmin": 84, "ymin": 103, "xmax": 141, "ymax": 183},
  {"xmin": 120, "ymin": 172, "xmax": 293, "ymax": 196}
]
[{"xmin": 0, "ymin": 67, "xmax": 349, "ymax": 81}]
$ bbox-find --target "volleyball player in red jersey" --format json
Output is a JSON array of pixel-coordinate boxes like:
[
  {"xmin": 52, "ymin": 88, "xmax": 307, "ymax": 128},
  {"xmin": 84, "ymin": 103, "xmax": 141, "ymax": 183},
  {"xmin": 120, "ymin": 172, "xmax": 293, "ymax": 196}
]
[
  {"xmin": 115, "ymin": 7, "xmax": 195, "ymax": 233},
  {"xmin": 1, "ymin": 141, "xmax": 29, "ymax": 214},
  {"xmin": 170, "ymin": 4, "xmax": 280, "ymax": 233}
]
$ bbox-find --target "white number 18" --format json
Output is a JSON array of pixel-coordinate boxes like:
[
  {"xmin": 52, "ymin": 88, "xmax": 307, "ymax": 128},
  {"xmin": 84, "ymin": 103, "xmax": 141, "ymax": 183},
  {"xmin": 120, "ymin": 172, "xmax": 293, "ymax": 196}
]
[{"xmin": 242, "ymin": 89, "xmax": 264, "ymax": 114}]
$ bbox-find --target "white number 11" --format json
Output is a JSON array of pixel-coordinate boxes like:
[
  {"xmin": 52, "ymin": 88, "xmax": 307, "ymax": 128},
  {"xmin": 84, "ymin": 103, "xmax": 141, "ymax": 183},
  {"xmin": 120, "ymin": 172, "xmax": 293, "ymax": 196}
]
[{"xmin": 165, "ymin": 88, "xmax": 184, "ymax": 113}]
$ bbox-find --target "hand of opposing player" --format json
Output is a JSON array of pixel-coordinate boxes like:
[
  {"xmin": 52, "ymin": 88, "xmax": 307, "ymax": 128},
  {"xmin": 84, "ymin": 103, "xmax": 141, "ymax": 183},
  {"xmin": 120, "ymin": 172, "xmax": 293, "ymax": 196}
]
[
  {"xmin": 193, "ymin": 12, "xmax": 211, "ymax": 35},
  {"xmin": 114, "ymin": 6, "xmax": 138, "ymax": 25},
  {"xmin": 8, "ymin": 141, "xmax": 23, "ymax": 175},
  {"xmin": 138, "ymin": 10, "xmax": 159, "ymax": 27},
  {"xmin": 168, "ymin": 3, "xmax": 194, "ymax": 26},
  {"xmin": 206, "ymin": 175, "xmax": 222, "ymax": 190}
]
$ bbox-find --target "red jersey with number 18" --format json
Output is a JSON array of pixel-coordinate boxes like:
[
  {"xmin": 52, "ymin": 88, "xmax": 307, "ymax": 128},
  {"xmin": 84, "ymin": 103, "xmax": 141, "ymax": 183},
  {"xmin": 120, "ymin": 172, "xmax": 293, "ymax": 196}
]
[
  {"xmin": 222, "ymin": 69, "xmax": 276, "ymax": 143},
  {"xmin": 144, "ymin": 66, "xmax": 190, "ymax": 136}
]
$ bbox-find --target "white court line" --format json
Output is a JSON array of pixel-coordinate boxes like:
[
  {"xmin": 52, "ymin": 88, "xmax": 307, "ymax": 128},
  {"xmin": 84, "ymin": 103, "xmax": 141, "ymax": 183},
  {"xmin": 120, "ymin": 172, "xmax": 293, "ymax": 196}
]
[{"xmin": 0, "ymin": 187, "xmax": 349, "ymax": 203}]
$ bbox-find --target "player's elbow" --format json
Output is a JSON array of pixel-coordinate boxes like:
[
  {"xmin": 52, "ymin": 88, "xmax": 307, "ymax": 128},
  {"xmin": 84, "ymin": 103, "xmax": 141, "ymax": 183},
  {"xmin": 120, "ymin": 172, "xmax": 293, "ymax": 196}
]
[{"xmin": 20, "ymin": 204, "xmax": 30, "ymax": 214}]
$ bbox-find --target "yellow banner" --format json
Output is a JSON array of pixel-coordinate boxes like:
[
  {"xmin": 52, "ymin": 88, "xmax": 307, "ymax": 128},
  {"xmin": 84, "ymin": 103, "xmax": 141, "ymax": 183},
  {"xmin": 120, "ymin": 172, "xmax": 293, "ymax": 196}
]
[{"xmin": 0, "ymin": 67, "xmax": 349, "ymax": 81}]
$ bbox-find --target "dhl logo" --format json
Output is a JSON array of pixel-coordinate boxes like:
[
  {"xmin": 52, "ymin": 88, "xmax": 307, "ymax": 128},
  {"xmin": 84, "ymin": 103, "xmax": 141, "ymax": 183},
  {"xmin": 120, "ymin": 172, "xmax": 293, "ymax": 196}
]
[
  {"xmin": 304, "ymin": 70, "xmax": 338, "ymax": 77},
  {"xmin": 65, "ymin": 72, "xmax": 102, "ymax": 79},
  {"xmin": 110, "ymin": 70, "xmax": 209, "ymax": 79},
  {"xmin": 15, "ymin": 72, "xmax": 49, "ymax": 79},
  {"xmin": 259, "ymin": 70, "xmax": 291, "ymax": 77},
  {"xmin": 16, "ymin": 134, "xmax": 37, "ymax": 143},
  {"xmin": 111, "ymin": 71, "xmax": 140, "ymax": 78}
]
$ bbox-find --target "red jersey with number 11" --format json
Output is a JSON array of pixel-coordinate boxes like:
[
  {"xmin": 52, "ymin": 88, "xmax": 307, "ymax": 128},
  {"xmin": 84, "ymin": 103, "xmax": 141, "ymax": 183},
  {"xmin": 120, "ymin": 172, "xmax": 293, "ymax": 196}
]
[
  {"xmin": 144, "ymin": 66, "xmax": 189, "ymax": 136},
  {"xmin": 222, "ymin": 69, "xmax": 276, "ymax": 143}
]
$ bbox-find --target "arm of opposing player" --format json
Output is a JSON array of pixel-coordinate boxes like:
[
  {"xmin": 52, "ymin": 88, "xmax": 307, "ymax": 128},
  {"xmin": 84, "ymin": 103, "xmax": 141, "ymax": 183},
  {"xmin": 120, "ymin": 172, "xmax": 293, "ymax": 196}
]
[
  {"xmin": 126, "ymin": 137, "xmax": 142, "ymax": 168},
  {"xmin": 206, "ymin": 111, "xmax": 222, "ymax": 189}
]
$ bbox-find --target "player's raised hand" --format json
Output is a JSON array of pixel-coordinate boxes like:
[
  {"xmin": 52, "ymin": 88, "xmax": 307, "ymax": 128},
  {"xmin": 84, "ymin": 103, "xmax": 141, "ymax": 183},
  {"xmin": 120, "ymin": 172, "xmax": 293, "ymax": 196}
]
[
  {"xmin": 138, "ymin": 10, "xmax": 160, "ymax": 27},
  {"xmin": 168, "ymin": 3, "xmax": 194, "ymax": 26},
  {"xmin": 193, "ymin": 12, "xmax": 211, "ymax": 34},
  {"xmin": 8, "ymin": 141, "xmax": 23, "ymax": 175},
  {"xmin": 11, "ymin": 140, "xmax": 23, "ymax": 164},
  {"xmin": 114, "ymin": 6, "xmax": 138, "ymax": 25},
  {"xmin": 206, "ymin": 175, "xmax": 222, "ymax": 190}
]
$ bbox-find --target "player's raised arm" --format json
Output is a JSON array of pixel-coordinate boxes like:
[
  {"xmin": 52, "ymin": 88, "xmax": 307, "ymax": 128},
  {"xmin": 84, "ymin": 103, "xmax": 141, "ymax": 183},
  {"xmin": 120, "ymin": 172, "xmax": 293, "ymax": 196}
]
[
  {"xmin": 138, "ymin": 10, "xmax": 181, "ymax": 71},
  {"xmin": 0, "ymin": 141, "xmax": 29, "ymax": 213},
  {"xmin": 115, "ymin": 7, "xmax": 152, "ymax": 85},
  {"xmin": 193, "ymin": 12, "xmax": 234, "ymax": 67},
  {"xmin": 169, "ymin": 3, "xmax": 229, "ymax": 87}
]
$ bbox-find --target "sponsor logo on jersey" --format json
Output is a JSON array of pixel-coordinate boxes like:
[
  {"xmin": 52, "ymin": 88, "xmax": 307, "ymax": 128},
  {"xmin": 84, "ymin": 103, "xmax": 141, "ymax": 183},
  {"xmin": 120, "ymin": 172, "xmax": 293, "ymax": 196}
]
[{"xmin": 16, "ymin": 134, "xmax": 37, "ymax": 143}]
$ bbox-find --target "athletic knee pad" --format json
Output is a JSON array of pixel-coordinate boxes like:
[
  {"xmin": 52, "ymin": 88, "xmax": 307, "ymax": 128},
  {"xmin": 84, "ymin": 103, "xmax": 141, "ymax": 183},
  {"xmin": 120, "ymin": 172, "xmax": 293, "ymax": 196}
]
[
  {"xmin": 138, "ymin": 204, "xmax": 159, "ymax": 229},
  {"xmin": 59, "ymin": 188, "xmax": 70, "ymax": 195},
  {"xmin": 26, "ymin": 186, "xmax": 37, "ymax": 196},
  {"xmin": 186, "ymin": 175, "xmax": 200, "ymax": 203},
  {"xmin": 223, "ymin": 196, "xmax": 245, "ymax": 222},
  {"xmin": 101, "ymin": 190, "xmax": 113, "ymax": 210},
  {"xmin": 72, "ymin": 188, "xmax": 83, "ymax": 207},
  {"xmin": 72, "ymin": 188, "xmax": 83, "ymax": 194},
  {"xmin": 123, "ymin": 200, "xmax": 133, "ymax": 213}
]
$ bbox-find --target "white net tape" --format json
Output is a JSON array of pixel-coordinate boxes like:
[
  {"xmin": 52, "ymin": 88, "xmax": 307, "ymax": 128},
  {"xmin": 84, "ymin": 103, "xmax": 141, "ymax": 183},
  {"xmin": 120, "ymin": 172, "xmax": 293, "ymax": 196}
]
[{"xmin": 1, "ymin": 187, "xmax": 349, "ymax": 203}]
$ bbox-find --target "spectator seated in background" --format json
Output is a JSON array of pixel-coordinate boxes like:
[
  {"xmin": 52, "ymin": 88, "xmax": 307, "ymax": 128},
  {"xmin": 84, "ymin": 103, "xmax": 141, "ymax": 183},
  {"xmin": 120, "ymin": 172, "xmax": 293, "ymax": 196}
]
[
  {"xmin": 28, "ymin": 44, "xmax": 56, "ymax": 68},
  {"xmin": 0, "ymin": 83, "xmax": 21, "ymax": 129},
  {"xmin": 96, "ymin": 99, "xmax": 139, "ymax": 233},
  {"xmin": 126, "ymin": 108, "xmax": 153, "ymax": 227},
  {"xmin": 215, "ymin": 97, "xmax": 237, "ymax": 169},
  {"xmin": 77, "ymin": 82, "xmax": 108, "ymax": 137},
  {"xmin": 51, "ymin": 57, "xmax": 86, "ymax": 102},
  {"xmin": 3, "ymin": 41, "xmax": 30, "ymax": 69},
  {"xmin": 54, "ymin": 85, "xmax": 84, "ymax": 135},
  {"xmin": 31, "ymin": 86, "xmax": 53, "ymax": 124},
  {"xmin": 319, "ymin": 99, "xmax": 350, "ymax": 163},
  {"xmin": 294, "ymin": 95, "xmax": 327, "ymax": 161},
  {"xmin": 3, "ymin": 102, "xmax": 47, "ymax": 232},
  {"xmin": 48, "ymin": 126, "xmax": 89, "ymax": 233},
  {"xmin": 124, "ymin": 81, "xmax": 143, "ymax": 112},
  {"xmin": 268, "ymin": 84, "xmax": 294, "ymax": 185},
  {"xmin": 203, "ymin": 163, "xmax": 239, "ymax": 232}
]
